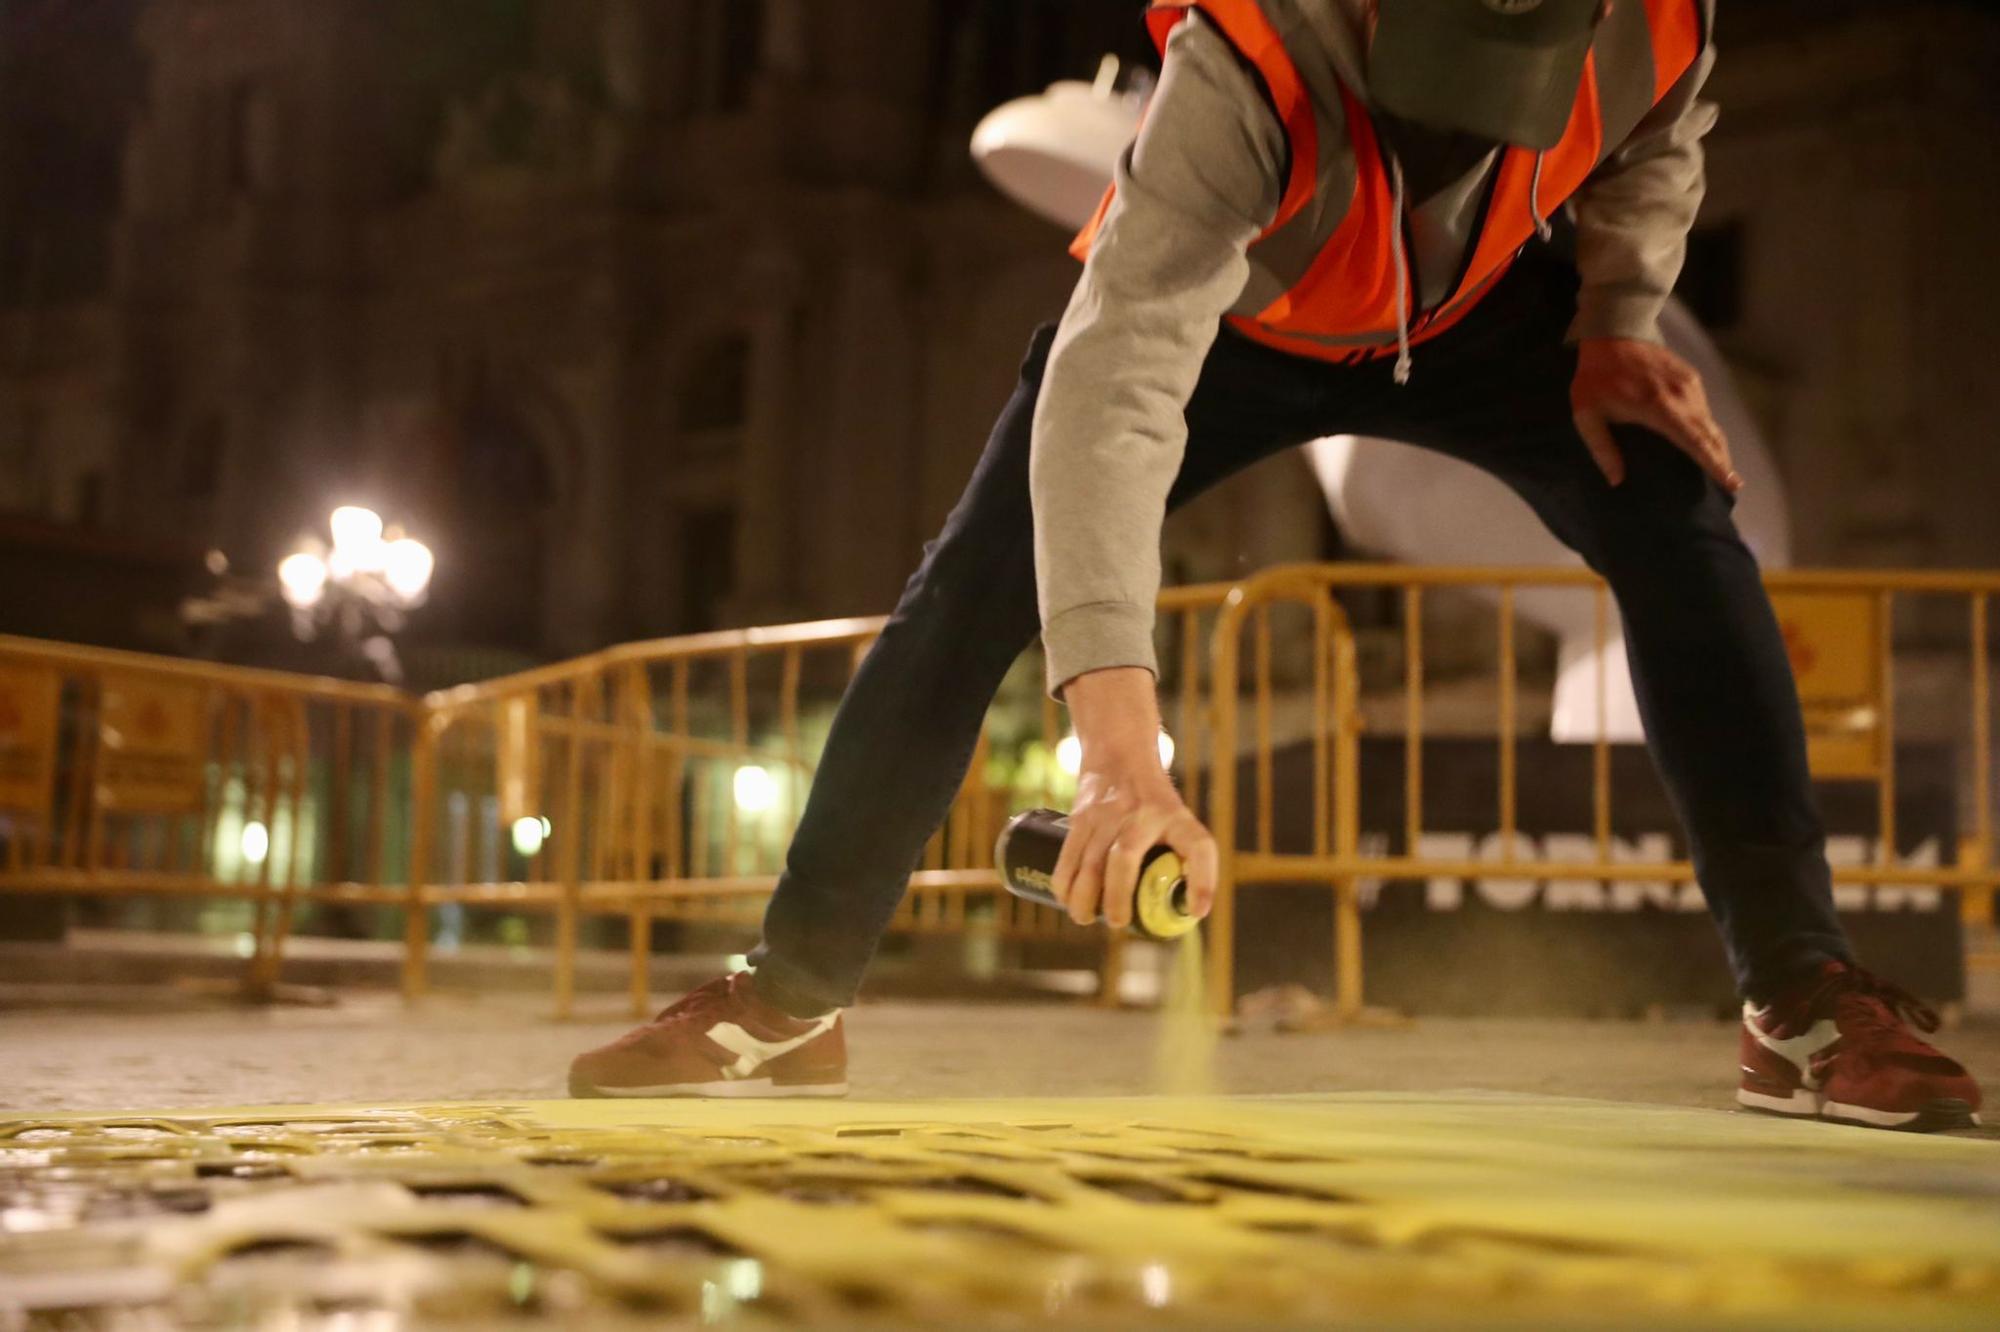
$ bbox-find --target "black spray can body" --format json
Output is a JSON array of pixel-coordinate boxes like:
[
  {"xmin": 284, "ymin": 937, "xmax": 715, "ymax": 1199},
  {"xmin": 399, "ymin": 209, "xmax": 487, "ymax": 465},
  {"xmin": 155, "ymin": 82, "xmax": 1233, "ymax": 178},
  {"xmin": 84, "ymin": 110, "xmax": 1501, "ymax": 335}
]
[{"xmin": 994, "ymin": 808, "xmax": 1197, "ymax": 941}]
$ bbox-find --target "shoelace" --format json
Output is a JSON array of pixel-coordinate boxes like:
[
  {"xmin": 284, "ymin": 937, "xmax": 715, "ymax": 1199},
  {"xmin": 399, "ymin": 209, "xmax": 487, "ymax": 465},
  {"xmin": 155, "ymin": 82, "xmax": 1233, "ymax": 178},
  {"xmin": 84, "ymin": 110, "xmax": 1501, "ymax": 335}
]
[
  {"xmin": 1799, "ymin": 965, "xmax": 1941, "ymax": 1040},
  {"xmin": 651, "ymin": 976, "xmax": 737, "ymax": 1027},
  {"xmin": 1838, "ymin": 967, "xmax": 1941, "ymax": 1036}
]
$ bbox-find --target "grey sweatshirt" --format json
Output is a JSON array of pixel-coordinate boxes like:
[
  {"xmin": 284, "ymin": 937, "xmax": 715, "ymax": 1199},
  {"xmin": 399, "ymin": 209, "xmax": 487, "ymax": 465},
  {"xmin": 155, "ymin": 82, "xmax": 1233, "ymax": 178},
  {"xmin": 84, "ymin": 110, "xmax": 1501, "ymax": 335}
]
[{"xmin": 1030, "ymin": 3, "xmax": 1719, "ymax": 696}]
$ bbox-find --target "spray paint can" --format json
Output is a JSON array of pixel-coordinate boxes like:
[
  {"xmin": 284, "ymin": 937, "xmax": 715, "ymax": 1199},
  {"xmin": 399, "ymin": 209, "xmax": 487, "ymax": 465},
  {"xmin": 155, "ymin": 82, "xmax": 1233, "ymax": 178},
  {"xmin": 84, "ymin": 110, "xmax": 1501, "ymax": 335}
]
[{"xmin": 994, "ymin": 808, "xmax": 1198, "ymax": 941}]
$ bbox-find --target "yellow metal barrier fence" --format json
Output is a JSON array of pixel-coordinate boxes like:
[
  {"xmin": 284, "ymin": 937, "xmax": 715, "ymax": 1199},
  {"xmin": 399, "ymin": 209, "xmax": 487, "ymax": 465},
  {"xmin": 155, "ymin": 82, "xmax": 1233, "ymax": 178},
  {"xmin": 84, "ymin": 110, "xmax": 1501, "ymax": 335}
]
[
  {"xmin": 1204, "ymin": 564, "xmax": 2000, "ymax": 1019},
  {"xmin": 410, "ymin": 587, "xmax": 1237, "ymax": 1018},
  {"xmin": 2, "ymin": 564, "xmax": 1993, "ymax": 1016},
  {"xmin": 0, "ymin": 634, "xmax": 417, "ymax": 998}
]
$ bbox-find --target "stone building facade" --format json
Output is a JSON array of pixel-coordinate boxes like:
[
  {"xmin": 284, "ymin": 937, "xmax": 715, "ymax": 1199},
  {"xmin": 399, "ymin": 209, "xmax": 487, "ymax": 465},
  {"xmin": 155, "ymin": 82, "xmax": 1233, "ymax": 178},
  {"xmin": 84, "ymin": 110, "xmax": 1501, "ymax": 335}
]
[
  {"xmin": 1696, "ymin": 2, "xmax": 2000, "ymax": 578},
  {"xmin": 1, "ymin": 0, "xmax": 1153, "ymax": 667},
  {"xmin": 1, "ymin": 0, "xmax": 1996, "ymax": 673}
]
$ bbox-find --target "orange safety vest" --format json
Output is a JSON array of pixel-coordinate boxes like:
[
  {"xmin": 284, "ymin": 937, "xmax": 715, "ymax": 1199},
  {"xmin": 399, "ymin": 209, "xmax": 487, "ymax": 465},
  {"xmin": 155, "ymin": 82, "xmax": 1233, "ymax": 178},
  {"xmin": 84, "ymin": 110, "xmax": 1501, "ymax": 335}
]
[{"xmin": 1071, "ymin": 0, "xmax": 1706, "ymax": 365}]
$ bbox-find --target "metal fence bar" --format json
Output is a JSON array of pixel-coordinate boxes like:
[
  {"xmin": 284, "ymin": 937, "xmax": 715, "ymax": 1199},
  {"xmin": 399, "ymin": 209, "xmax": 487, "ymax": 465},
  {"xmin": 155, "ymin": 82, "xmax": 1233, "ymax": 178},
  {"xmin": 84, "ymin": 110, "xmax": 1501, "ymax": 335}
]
[
  {"xmin": 404, "ymin": 716, "xmax": 438, "ymax": 1001},
  {"xmin": 626, "ymin": 664, "xmax": 657, "ymax": 1019},
  {"xmin": 1329, "ymin": 593, "xmax": 1362, "ymax": 1019},
  {"xmin": 1973, "ymin": 594, "xmax": 1994, "ymax": 926},
  {"xmin": 1878, "ymin": 590, "xmax": 1897, "ymax": 864},
  {"xmin": 553, "ymin": 678, "xmax": 589, "ymax": 1020},
  {"xmin": 1255, "ymin": 603, "xmax": 1274, "ymax": 857},
  {"xmin": 1593, "ymin": 584, "xmax": 1613, "ymax": 868},
  {"xmin": 1405, "ymin": 585, "xmax": 1423, "ymax": 856},
  {"xmin": 1180, "ymin": 607, "xmax": 1204, "ymax": 816},
  {"xmin": 1498, "ymin": 584, "xmax": 1517, "ymax": 861},
  {"xmin": 1208, "ymin": 586, "xmax": 1248, "ymax": 1017}
]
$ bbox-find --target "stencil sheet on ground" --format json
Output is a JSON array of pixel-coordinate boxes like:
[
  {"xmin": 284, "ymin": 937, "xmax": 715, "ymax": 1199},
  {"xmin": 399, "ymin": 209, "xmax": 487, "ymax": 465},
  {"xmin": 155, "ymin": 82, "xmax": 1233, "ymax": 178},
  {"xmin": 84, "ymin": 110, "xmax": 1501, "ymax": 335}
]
[{"xmin": 2, "ymin": 1092, "xmax": 1997, "ymax": 1329}]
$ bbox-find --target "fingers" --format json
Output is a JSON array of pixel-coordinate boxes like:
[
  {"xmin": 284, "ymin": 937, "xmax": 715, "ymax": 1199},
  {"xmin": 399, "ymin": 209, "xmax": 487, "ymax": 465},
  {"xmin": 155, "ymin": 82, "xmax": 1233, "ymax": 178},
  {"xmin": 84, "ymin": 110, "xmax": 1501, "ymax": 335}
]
[
  {"xmin": 1053, "ymin": 792, "xmax": 1217, "ymax": 930},
  {"xmin": 1050, "ymin": 811, "xmax": 1087, "ymax": 917},
  {"xmin": 1103, "ymin": 802, "xmax": 1198, "ymax": 929},
  {"xmin": 1572, "ymin": 408, "xmax": 1626, "ymax": 488},
  {"xmin": 1090, "ymin": 800, "xmax": 1174, "ymax": 930},
  {"xmin": 1635, "ymin": 387, "xmax": 1739, "ymax": 495},
  {"xmin": 1056, "ymin": 803, "xmax": 1124, "ymax": 926},
  {"xmin": 1574, "ymin": 341, "xmax": 1744, "ymax": 496},
  {"xmin": 1101, "ymin": 825, "xmax": 1152, "ymax": 931},
  {"xmin": 1163, "ymin": 812, "xmax": 1219, "ymax": 918},
  {"xmin": 1681, "ymin": 383, "xmax": 1741, "ymax": 494}
]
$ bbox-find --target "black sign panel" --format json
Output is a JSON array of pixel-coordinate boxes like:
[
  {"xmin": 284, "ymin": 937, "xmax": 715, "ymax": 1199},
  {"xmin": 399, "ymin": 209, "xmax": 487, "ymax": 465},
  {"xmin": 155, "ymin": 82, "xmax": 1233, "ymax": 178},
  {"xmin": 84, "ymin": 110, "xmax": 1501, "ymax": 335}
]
[{"xmin": 1230, "ymin": 738, "xmax": 1964, "ymax": 1014}]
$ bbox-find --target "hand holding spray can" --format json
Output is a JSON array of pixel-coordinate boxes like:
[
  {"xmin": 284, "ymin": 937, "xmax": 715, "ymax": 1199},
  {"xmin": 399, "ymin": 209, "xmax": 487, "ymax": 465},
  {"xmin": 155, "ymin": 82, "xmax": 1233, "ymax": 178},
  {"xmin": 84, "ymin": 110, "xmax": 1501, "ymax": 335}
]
[{"xmin": 994, "ymin": 808, "xmax": 1198, "ymax": 941}]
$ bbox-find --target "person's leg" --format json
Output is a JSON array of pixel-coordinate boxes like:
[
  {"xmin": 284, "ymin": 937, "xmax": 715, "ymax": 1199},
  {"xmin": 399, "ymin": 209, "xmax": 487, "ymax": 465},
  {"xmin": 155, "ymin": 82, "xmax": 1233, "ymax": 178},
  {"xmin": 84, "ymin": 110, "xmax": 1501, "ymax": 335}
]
[
  {"xmin": 752, "ymin": 320, "xmax": 1341, "ymax": 1015},
  {"xmin": 1367, "ymin": 257, "xmax": 1850, "ymax": 1003}
]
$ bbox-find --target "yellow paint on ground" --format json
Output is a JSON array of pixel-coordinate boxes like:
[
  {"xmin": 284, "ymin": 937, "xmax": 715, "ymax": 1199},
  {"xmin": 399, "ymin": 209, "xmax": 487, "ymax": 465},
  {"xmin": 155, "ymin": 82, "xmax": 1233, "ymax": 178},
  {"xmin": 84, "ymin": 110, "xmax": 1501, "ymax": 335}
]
[{"xmin": 1, "ymin": 1093, "xmax": 1996, "ymax": 1329}]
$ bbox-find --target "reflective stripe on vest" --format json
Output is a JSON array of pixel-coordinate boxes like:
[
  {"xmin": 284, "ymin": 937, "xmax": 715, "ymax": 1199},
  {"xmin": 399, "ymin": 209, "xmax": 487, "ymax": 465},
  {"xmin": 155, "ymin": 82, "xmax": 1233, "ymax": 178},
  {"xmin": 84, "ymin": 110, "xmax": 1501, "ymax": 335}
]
[{"xmin": 1071, "ymin": 0, "xmax": 1706, "ymax": 366}]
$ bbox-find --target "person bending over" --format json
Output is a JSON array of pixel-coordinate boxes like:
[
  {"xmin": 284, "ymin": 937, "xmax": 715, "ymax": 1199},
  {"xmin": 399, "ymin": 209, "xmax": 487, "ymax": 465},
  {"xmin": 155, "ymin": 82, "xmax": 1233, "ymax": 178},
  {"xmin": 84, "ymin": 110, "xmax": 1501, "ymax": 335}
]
[{"xmin": 571, "ymin": 0, "xmax": 1981, "ymax": 1131}]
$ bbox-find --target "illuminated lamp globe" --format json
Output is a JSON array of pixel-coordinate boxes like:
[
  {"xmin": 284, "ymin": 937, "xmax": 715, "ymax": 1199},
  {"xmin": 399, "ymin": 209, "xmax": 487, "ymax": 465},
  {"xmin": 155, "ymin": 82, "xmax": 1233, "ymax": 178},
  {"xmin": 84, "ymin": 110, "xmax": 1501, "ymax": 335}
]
[
  {"xmin": 384, "ymin": 538, "xmax": 435, "ymax": 604},
  {"xmin": 277, "ymin": 551, "xmax": 329, "ymax": 609},
  {"xmin": 330, "ymin": 505, "xmax": 387, "ymax": 573}
]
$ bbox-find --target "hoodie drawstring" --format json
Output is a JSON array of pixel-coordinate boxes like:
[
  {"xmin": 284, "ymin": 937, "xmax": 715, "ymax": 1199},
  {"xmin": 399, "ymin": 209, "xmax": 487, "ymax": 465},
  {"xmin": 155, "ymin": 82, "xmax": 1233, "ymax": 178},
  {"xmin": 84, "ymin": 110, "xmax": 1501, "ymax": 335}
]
[
  {"xmin": 1529, "ymin": 149, "xmax": 1552, "ymax": 242},
  {"xmin": 1387, "ymin": 153, "xmax": 1413, "ymax": 386}
]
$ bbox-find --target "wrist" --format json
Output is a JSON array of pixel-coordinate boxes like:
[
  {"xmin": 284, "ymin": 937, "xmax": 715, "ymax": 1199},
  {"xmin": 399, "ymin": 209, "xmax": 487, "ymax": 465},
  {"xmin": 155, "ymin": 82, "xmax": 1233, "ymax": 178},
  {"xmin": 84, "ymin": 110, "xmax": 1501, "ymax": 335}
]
[{"xmin": 1064, "ymin": 667, "xmax": 1164, "ymax": 762}]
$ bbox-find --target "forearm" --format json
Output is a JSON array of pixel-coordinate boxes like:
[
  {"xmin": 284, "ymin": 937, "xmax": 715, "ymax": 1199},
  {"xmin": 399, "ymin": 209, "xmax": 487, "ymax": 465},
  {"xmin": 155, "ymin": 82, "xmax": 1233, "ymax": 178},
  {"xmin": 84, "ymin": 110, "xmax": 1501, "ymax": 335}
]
[
  {"xmin": 1570, "ymin": 47, "xmax": 1719, "ymax": 344},
  {"xmin": 1031, "ymin": 16, "xmax": 1281, "ymax": 697},
  {"xmin": 1031, "ymin": 216, "xmax": 1252, "ymax": 693}
]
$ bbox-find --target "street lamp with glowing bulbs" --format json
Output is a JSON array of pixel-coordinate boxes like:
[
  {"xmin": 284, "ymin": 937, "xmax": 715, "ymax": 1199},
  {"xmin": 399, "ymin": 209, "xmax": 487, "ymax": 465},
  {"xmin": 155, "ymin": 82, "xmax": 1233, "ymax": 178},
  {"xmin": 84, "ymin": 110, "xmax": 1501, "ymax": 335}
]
[{"xmin": 277, "ymin": 506, "xmax": 435, "ymax": 682}]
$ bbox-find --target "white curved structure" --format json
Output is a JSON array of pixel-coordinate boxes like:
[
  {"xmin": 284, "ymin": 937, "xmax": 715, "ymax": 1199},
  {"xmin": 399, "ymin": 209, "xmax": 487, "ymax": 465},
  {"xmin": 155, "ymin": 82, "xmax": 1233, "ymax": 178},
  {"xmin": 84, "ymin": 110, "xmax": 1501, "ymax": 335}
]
[
  {"xmin": 971, "ymin": 59, "xmax": 1150, "ymax": 231},
  {"xmin": 973, "ymin": 67, "xmax": 1790, "ymax": 742}
]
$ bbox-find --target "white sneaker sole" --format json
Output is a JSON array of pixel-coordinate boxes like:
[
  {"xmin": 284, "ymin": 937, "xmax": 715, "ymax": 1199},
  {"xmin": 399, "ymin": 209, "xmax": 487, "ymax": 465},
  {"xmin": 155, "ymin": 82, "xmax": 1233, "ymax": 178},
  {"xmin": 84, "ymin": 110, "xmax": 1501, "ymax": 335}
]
[
  {"xmin": 579, "ymin": 1078, "xmax": 848, "ymax": 1100},
  {"xmin": 1736, "ymin": 1087, "xmax": 1820, "ymax": 1117},
  {"xmin": 1739, "ymin": 1087, "xmax": 1981, "ymax": 1132},
  {"xmin": 1823, "ymin": 1099, "xmax": 1981, "ymax": 1131}
]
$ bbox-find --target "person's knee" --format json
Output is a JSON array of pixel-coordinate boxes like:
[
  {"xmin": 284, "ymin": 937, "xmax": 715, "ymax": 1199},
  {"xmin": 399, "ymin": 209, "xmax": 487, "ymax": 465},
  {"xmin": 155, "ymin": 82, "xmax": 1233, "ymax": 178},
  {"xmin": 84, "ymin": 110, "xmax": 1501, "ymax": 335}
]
[
  {"xmin": 1572, "ymin": 427, "xmax": 1746, "ymax": 568},
  {"xmin": 1606, "ymin": 426, "xmax": 1733, "ymax": 519}
]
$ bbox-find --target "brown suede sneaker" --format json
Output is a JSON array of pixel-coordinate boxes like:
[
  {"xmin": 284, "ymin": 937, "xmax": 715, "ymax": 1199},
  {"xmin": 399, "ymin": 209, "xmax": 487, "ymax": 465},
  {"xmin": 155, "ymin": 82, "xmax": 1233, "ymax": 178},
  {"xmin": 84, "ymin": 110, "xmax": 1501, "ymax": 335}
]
[
  {"xmin": 568, "ymin": 973, "xmax": 847, "ymax": 1098},
  {"xmin": 1738, "ymin": 961, "xmax": 1981, "ymax": 1132}
]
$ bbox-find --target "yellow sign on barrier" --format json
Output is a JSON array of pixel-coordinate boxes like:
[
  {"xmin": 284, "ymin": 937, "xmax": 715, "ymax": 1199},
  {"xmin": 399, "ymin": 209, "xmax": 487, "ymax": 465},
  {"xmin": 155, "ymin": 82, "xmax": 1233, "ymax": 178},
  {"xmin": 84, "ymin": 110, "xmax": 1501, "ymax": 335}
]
[
  {"xmin": 96, "ymin": 676, "xmax": 207, "ymax": 812},
  {"xmin": 0, "ymin": 664, "xmax": 59, "ymax": 814},
  {"xmin": 1770, "ymin": 590, "xmax": 1884, "ymax": 780}
]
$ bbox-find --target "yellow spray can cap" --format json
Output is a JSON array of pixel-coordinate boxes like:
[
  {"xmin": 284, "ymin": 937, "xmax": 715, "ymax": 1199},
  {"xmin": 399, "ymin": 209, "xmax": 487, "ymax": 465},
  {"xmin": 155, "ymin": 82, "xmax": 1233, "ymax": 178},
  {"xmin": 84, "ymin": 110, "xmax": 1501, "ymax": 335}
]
[{"xmin": 1133, "ymin": 852, "xmax": 1198, "ymax": 941}]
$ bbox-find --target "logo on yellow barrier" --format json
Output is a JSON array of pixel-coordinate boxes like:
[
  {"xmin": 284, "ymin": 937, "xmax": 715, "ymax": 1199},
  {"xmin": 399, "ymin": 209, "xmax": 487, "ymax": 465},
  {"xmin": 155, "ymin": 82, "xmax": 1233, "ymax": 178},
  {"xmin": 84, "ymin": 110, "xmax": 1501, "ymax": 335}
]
[
  {"xmin": 1770, "ymin": 592, "xmax": 1883, "ymax": 781},
  {"xmin": 97, "ymin": 677, "xmax": 207, "ymax": 813}
]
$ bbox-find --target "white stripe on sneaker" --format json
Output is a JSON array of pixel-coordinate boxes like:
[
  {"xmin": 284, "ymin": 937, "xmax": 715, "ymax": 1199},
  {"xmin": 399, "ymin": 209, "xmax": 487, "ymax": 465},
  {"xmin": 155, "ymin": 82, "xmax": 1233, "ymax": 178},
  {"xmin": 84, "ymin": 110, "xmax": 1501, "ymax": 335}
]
[
  {"xmin": 1821, "ymin": 1099, "xmax": 1923, "ymax": 1128},
  {"xmin": 1743, "ymin": 1005, "xmax": 1840, "ymax": 1091},
  {"xmin": 705, "ymin": 1012, "xmax": 839, "ymax": 1079}
]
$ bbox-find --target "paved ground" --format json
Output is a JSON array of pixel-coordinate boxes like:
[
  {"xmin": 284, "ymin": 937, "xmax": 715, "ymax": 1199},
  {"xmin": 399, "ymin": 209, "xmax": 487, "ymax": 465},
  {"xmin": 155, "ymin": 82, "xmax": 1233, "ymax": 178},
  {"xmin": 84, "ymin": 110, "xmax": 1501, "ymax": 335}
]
[
  {"xmin": 4, "ymin": 993, "xmax": 1998, "ymax": 1328},
  {"xmin": 3, "ymin": 991, "xmax": 1995, "ymax": 1137}
]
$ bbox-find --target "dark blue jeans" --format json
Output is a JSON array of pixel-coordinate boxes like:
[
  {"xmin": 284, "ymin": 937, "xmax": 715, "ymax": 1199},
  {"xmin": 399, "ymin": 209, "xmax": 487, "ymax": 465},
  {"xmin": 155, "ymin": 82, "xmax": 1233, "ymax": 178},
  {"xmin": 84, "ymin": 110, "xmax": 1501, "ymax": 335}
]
[{"xmin": 750, "ymin": 252, "xmax": 1850, "ymax": 1012}]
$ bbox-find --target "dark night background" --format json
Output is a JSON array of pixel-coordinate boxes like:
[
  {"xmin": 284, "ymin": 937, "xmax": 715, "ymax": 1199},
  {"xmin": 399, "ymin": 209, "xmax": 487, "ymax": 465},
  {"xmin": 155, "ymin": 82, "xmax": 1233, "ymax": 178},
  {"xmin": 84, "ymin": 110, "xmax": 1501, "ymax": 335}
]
[{"xmin": 2, "ymin": 0, "xmax": 1995, "ymax": 687}]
